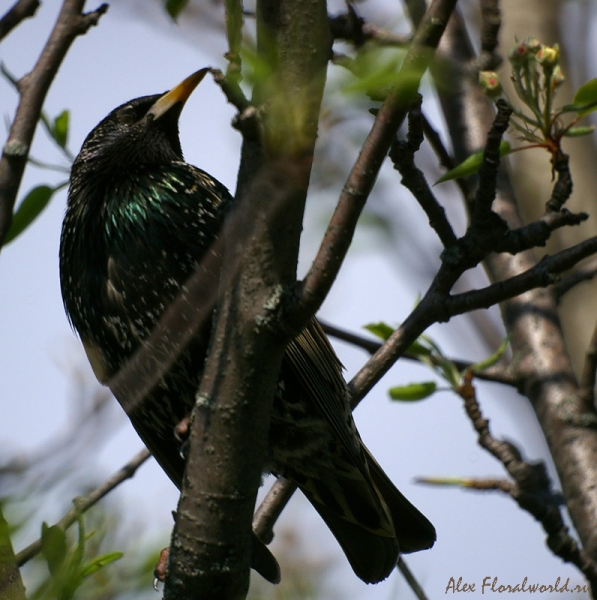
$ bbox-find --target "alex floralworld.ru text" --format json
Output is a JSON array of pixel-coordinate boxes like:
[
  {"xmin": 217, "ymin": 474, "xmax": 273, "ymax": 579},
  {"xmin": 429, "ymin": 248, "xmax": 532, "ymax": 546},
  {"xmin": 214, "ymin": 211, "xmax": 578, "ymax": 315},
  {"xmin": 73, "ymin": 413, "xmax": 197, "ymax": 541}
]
[{"xmin": 445, "ymin": 576, "xmax": 588, "ymax": 594}]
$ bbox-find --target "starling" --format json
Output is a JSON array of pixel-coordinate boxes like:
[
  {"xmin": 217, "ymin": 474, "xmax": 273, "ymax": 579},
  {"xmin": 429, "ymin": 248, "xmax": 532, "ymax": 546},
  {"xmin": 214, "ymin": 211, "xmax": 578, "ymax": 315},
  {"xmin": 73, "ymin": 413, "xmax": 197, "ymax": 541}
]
[{"xmin": 59, "ymin": 69, "xmax": 436, "ymax": 585}]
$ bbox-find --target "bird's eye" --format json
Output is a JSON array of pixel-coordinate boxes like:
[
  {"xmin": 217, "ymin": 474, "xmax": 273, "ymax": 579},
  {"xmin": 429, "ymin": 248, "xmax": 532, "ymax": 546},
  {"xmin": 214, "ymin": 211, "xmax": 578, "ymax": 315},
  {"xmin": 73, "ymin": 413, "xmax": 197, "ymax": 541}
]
[
  {"xmin": 118, "ymin": 103, "xmax": 150, "ymax": 125},
  {"xmin": 132, "ymin": 103, "xmax": 150, "ymax": 120}
]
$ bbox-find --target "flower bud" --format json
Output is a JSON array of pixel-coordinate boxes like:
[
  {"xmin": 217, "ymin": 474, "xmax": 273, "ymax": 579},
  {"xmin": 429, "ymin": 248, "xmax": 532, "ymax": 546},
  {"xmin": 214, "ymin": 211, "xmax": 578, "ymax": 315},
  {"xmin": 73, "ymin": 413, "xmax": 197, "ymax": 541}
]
[
  {"xmin": 508, "ymin": 38, "xmax": 541, "ymax": 65},
  {"xmin": 551, "ymin": 65, "xmax": 565, "ymax": 88},
  {"xmin": 479, "ymin": 71, "xmax": 502, "ymax": 98},
  {"xmin": 537, "ymin": 44, "xmax": 559, "ymax": 67}
]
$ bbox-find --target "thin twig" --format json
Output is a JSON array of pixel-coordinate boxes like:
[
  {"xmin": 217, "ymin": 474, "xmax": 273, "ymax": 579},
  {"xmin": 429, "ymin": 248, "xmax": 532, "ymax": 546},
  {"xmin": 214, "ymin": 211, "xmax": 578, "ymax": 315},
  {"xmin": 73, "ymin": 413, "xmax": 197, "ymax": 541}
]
[
  {"xmin": 389, "ymin": 96, "xmax": 458, "ymax": 248},
  {"xmin": 296, "ymin": 0, "xmax": 459, "ymax": 323},
  {"xmin": 497, "ymin": 209, "xmax": 587, "ymax": 255},
  {"xmin": 329, "ymin": 4, "xmax": 410, "ymax": 48},
  {"xmin": 579, "ymin": 318, "xmax": 597, "ymax": 406},
  {"xmin": 320, "ymin": 320, "xmax": 515, "ymax": 386},
  {"xmin": 443, "ymin": 235, "xmax": 597, "ymax": 317},
  {"xmin": 472, "ymin": 99, "xmax": 511, "ymax": 221},
  {"xmin": 420, "ymin": 112, "xmax": 471, "ymax": 198},
  {"xmin": 0, "ymin": 0, "xmax": 108, "ymax": 247},
  {"xmin": 554, "ymin": 257, "xmax": 597, "ymax": 298},
  {"xmin": 397, "ymin": 557, "xmax": 429, "ymax": 600},
  {"xmin": 456, "ymin": 372, "xmax": 597, "ymax": 591},
  {"xmin": 252, "ymin": 477, "xmax": 297, "ymax": 544},
  {"xmin": 417, "ymin": 476, "xmax": 515, "ymax": 493},
  {"xmin": 0, "ymin": 0, "xmax": 39, "ymax": 41},
  {"xmin": 15, "ymin": 448, "xmax": 151, "ymax": 567},
  {"xmin": 545, "ymin": 150, "xmax": 573, "ymax": 213}
]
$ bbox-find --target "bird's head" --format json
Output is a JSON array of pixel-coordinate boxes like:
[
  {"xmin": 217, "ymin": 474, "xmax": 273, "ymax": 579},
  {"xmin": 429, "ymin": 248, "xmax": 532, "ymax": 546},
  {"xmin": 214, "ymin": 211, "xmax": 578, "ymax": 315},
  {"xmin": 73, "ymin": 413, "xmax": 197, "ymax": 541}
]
[{"xmin": 72, "ymin": 68, "xmax": 209, "ymax": 179}]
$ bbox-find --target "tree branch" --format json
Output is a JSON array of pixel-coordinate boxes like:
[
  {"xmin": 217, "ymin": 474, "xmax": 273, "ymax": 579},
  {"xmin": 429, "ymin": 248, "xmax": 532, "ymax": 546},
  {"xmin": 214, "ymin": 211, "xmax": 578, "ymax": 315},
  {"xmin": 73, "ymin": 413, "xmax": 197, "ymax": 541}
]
[
  {"xmin": 164, "ymin": 2, "xmax": 330, "ymax": 598},
  {"xmin": 252, "ymin": 477, "xmax": 297, "ymax": 545},
  {"xmin": 295, "ymin": 0, "xmax": 459, "ymax": 323},
  {"xmin": 0, "ymin": 0, "xmax": 108, "ymax": 247},
  {"xmin": 15, "ymin": 448, "xmax": 151, "ymax": 567},
  {"xmin": 0, "ymin": 504, "xmax": 26, "ymax": 600},
  {"xmin": 0, "ymin": 0, "xmax": 40, "ymax": 41},
  {"xmin": 554, "ymin": 257, "xmax": 597, "ymax": 298},
  {"xmin": 579, "ymin": 318, "xmax": 597, "ymax": 406},
  {"xmin": 320, "ymin": 320, "xmax": 515, "ymax": 386},
  {"xmin": 428, "ymin": 2, "xmax": 597, "ymax": 571},
  {"xmin": 329, "ymin": 3, "xmax": 410, "ymax": 48},
  {"xmin": 456, "ymin": 372, "xmax": 597, "ymax": 594},
  {"xmin": 389, "ymin": 96, "xmax": 458, "ymax": 248}
]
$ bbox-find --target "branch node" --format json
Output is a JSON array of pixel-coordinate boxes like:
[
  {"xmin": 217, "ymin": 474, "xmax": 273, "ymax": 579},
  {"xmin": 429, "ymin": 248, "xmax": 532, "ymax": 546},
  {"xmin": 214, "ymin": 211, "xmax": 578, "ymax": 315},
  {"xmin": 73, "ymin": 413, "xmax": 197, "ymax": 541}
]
[{"xmin": 3, "ymin": 140, "xmax": 28, "ymax": 157}]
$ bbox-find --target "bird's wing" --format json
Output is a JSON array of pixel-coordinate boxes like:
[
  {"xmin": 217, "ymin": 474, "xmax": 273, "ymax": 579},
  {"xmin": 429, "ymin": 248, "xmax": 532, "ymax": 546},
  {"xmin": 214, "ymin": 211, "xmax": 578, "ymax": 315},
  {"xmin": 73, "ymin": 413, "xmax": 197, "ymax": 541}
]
[
  {"xmin": 284, "ymin": 318, "xmax": 369, "ymax": 475},
  {"xmin": 284, "ymin": 318, "xmax": 436, "ymax": 579}
]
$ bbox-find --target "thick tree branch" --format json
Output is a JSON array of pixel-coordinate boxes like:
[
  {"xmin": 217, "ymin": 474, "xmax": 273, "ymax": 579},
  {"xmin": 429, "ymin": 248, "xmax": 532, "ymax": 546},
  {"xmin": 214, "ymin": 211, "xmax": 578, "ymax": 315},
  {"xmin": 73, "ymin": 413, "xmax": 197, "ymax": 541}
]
[
  {"xmin": 0, "ymin": 0, "xmax": 107, "ymax": 247},
  {"xmin": 164, "ymin": 2, "xmax": 330, "ymax": 598}
]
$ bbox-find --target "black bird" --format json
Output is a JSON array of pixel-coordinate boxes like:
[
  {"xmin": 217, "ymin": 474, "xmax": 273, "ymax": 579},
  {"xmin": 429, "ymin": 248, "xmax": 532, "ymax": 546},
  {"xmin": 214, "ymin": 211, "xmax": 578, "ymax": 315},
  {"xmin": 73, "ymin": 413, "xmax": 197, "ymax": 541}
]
[{"xmin": 59, "ymin": 69, "xmax": 436, "ymax": 585}]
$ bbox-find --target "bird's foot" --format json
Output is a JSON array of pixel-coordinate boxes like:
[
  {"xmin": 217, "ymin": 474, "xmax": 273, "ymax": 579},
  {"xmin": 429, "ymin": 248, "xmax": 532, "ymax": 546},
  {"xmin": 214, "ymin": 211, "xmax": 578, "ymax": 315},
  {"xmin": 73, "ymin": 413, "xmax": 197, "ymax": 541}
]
[
  {"xmin": 174, "ymin": 415, "xmax": 191, "ymax": 459},
  {"xmin": 153, "ymin": 547, "xmax": 169, "ymax": 590}
]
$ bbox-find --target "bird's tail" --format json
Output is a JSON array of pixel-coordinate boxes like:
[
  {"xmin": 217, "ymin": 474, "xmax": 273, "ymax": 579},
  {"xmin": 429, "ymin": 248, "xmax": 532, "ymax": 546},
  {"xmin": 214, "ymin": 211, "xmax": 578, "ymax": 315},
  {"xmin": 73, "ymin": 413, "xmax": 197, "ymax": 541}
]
[{"xmin": 296, "ymin": 450, "xmax": 435, "ymax": 584}]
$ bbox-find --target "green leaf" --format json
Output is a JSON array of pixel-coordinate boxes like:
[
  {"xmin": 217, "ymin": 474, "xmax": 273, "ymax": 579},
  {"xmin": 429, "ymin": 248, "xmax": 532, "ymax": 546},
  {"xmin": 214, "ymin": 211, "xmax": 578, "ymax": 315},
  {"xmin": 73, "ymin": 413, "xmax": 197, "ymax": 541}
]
[
  {"xmin": 561, "ymin": 101, "xmax": 597, "ymax": 114},
  {"xmin": 434, "ymin": 357, "xmax": 461, "ymax": 388},
  {"xmin": 571, "ymin": 78, "xmax": 597, "ymax": 115},
  {"xmin": 364, "ymin": 322, "xmax": 395, "ymax": 341},
  {"xmin": 389, "ymin": 381, "xmax": 437, "ymax": 401},
  {"xmin": 470, "ymin": 336, "xmax": 510, "ymax": 373},
  {"xmin": 342, "ymin": 46, "xmax": 409, "ymax": 100},
  {"xmin": 3, "ymin": 185, "xmax": 56, "ymax": 245},
  {"xmin": 435, "ymin": 140, "xmax": 511, "ymax": 184},
  {"xmin": 41, "ymin": 523, "xmax": 67, "ymax": 576},
  {"xmin": 52, "ymin": 110, "xmax": 69, "ymax": 148},
  {"xmin": 164, "ymin": 0, "xmax": 189, "ymax": 19},
  {"xmin": 407, "ymin": 339, "xmax": 433, "ymax": 358},
  {"xmin": 564, "ymin": 125, "xmax": 596, "ymax": 137},
  {"xmin": 79, "ymin": 551, "xmax": 123, "ymax": 579}
]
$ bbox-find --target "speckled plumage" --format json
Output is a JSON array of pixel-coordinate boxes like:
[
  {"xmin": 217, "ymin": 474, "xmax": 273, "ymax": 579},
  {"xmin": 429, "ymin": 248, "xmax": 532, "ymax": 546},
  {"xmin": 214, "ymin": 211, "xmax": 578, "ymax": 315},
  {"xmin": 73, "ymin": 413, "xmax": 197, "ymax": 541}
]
[{"xmin": 59, "ymin": 75, "xmax": 435, "ymax": 585}]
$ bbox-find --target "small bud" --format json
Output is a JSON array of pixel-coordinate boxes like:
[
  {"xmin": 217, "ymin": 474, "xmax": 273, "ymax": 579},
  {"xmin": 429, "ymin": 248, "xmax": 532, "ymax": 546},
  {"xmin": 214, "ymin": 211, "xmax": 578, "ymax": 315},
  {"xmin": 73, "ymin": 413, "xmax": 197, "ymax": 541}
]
[
  {"xmin": 525, "ymin": 38, "xmax": 542, "ymax": 53},
  {"xmin": 508, "ymin": 38, "xmax": 541, "ymax": 66},
  {"xmin": 508, "ymin": 42, "xmax": 529, "ymax": 65},
  {"xmin": 479, "ymin": 71, "xmax": 502, "ymax": 98},
  {"xmin": 551, "ymin": 65, "xmax": 565, "ymax": 88},
  {"xmin": 537, "ymin": 44, "xmax": 559, "ymax": 67}
]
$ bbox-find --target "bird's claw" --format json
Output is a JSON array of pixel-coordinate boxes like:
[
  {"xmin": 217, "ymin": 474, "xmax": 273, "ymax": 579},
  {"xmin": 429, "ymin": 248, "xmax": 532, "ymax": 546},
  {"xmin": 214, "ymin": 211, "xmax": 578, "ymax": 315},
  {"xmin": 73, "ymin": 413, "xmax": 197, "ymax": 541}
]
[
  {"xmin": 174, "ymin": 415, "xmax": 190, "ymax": 443},
  {"xmin": 174, "ymin": 415, "xmax": 191, "ymax": 459},
  {"xmin": 153, "ymin": 547, "xmax": 169, "ymax": 589}
]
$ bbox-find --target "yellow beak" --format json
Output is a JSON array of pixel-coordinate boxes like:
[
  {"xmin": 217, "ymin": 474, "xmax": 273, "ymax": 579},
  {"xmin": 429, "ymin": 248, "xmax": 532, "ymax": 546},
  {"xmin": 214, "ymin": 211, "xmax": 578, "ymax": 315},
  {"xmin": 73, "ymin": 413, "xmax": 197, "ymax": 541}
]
[{"xmin": 147, "ymin": 68, "xmax": 209, "ymax": 120}]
